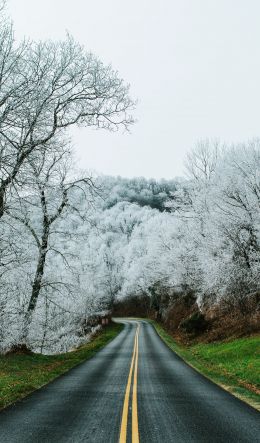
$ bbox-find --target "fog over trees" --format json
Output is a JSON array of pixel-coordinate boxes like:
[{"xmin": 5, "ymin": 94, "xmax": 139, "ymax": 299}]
[{"xmin": 0, "ymin": 3, "xmax": 259, "ymax": 352}]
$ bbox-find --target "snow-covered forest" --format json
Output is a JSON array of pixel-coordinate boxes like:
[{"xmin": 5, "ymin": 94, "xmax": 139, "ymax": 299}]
[
  {"xmin": 1, "ymin": 137, "xmax": 259, "ymax": 352},
  {"xmin": 0, "ymin": 3, "xmax": 259, "ymax": 353},
  {"xmin": 100, "ymin": 142, "xmax": 260, "ymax": 338}
]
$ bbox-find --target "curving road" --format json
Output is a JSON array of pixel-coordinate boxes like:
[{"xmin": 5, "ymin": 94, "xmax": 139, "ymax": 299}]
[{"xmin": 0, "ymin": 320, "xmax": 259, "ymax": 442}]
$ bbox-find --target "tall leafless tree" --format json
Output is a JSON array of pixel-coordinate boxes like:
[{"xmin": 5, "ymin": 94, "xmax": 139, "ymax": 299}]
[
  {"xmin": 8, "ymin": 142, "xmax": 95, "ymax": 342},
  {"xmin": 0, "ymin": 3, "xmax": 134, "ymax": 217}
]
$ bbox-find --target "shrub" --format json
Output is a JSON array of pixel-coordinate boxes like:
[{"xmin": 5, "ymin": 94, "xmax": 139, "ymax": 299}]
[{"xmin": 180, "ymin": 312, "xmax": 208, "ymax": 334}]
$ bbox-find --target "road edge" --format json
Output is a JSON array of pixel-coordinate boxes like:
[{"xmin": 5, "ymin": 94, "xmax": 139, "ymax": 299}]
[
  {"xmin": 0, "ymin": 322, "xmax": 124, "ymax": 411},
  {"xmin": 145, "ymin": 319, "xmax": 260, "ymax": 412}
]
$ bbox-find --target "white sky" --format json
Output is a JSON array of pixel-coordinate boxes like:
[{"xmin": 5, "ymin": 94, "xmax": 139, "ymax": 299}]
[{"xmin": 8, "ymin": 0, "xmax": 260, "ymax": 179}]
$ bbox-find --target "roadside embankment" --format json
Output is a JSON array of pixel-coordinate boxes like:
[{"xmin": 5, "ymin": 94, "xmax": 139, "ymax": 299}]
[
  {"xmin": 150, "ymin": 320, "xmax": 260, "ymax": 411},
  {"xmin": 0, "ymin": 323, "xmax": 123, "ymax": 410}
]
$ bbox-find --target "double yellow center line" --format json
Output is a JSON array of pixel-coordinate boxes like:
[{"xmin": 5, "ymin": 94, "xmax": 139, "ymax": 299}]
[{"xmin": 119, "ymin": 323, "xmax": 140, "ymax": 443}]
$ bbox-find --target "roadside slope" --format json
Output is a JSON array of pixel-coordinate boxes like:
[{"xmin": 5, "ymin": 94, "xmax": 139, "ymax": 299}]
[
  {"xmin": 0, "ymin": 323, "xmax": 123, "ymax": 410},
  {"xmin": 149, "ymin": 320, "xmax": 260, "ymax": 410}
]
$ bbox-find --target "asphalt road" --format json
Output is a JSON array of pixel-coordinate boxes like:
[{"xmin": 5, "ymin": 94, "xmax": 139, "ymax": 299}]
[{"xmin": 0, "ymin": 320, "xmax": 259, "ymax": 442}]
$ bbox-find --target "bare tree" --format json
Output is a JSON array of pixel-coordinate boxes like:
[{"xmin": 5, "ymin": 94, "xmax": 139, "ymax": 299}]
[
  {"xmin": 0, "ymin": 4, "xmax": 134, "ymax": 217},
  {"xmin": 185, "ymin": 139, "xmax": 220, "ymax": 182},
  {"xmin": 7, "ymin": 142, "xmax": 95, "ymax": 342}
]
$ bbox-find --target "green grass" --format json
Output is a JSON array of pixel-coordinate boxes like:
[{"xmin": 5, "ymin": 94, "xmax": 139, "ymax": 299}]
[
  {"xmin": 149, "ymin": 320, "xmax": 260, "ymax": 410},
  {"xmin": 0, "ymin": 322, "xmax": 123, "ymax": 410}
]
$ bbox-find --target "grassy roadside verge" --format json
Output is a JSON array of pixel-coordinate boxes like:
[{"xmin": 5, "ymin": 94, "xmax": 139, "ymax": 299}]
[
  {"xmin": 149, "ymin": 320, "xmax": 260, "ymax": 411},
  {"xmin": 0, "ymin": 322, "xmax": 123, "ymax": 410}
]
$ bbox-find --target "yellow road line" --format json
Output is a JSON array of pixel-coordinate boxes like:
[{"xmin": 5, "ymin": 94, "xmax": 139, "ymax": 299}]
[
  {"xmin": 132, "ymin": 325, "xmax": 140, "ymax": 443},
  {"xmin": 119, "ymin": 324, "xmax": 140, "ymax": 443},
  {"xmin": 119, "ymin": 325, "xmax": 138, "ymax": 443}
]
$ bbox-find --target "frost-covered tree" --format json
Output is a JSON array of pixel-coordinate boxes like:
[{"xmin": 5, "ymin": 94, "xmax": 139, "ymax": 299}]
[
  {"xmin": 0, "ymin": 3, "xmax": 134, "ymax": 218},
  {"xmin": 0, "ymin": 143, "xmax": 96, "ymax": 350},
  {"xmin": 0, "ymin": 1, "xmax": 135, "ymax": 352},
  {"xmin": 167, "ymin": 140, "xmax": 260, "ymax": 308}
]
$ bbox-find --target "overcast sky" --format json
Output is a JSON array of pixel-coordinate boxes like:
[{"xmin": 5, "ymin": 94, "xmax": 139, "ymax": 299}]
[{"xmin": 8, "ymin": 0, "xmax": 260, "ymax": 179}]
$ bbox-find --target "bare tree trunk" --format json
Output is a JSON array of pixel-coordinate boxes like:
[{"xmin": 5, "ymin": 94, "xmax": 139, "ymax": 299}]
[
  {"xmin": 0, "ymin": 182, "xmax": 6, "ymax": 218},
  {"xmin": 0, "ymin": 149, "xmax": 32, "ymax": 218},
  {"xmin": 40, "ymin": 295, "xmax": 49, "ymax": 353},
  {"xmin": 22, "ymin": 227, "xmax": 49, "ymax": 343}
]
